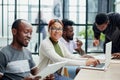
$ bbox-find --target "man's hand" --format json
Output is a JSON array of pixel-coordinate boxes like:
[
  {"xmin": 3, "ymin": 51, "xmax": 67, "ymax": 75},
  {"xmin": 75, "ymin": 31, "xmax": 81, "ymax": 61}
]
[
  {"xmin": 86, "ymin": 58, "xmax": 100, "ymax": 67},
  {"xmin": 76, "ymin": 39, "xmax": 83, "ymax": 48},
  {"xmin": 93, "ymin": 39, "xmax": 100, "ymax": 46},
  {"xmin": 43, "ymin": 74, "xmax": 54, "ymax": 80},
  {"xmin": 23, "ymin": 67, "xmax": 41, "ymax": 80},
  {"xmin": 112, "ymin": 53, "xmax": 120, "ymax": 59},
  {"xmin": 75, "ymin": 39, "xmax": 85, "ymax": 55}
]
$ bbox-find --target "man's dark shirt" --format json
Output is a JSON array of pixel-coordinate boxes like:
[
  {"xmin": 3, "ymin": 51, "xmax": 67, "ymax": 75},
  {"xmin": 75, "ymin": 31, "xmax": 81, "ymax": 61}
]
[{"xmin": 93, "ymin": 12, "xmax": 120, "ymax": 53}]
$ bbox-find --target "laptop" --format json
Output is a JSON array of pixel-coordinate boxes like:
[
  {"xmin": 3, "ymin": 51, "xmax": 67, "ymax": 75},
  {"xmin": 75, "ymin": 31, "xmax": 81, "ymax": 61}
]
[
  {"xmin": 35, "ymin": 61, "xmax": 67, "ymax": 79},
  {"xmin": 80, "ymin": 41, "xmax": 112, "ymax": 71}
]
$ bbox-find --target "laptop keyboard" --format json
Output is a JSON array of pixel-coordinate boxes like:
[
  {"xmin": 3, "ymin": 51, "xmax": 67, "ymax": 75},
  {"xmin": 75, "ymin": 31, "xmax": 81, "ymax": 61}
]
[{"xmin": 95, "ymin": 63, "xmax": 105, "ymax": 68}]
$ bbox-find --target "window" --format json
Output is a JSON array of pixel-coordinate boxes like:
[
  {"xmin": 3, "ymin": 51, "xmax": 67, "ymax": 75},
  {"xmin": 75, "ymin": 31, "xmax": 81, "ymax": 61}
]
[{"xmin": 1, "ymin": 0, "xmax": 114, "ymax": 53}]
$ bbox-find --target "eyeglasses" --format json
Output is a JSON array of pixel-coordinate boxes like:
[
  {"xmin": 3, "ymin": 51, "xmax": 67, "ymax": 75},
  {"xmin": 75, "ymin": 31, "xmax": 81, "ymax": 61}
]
[{"xmin": 50, "ymin": 27, "xmax": 63, "ymax": 31}]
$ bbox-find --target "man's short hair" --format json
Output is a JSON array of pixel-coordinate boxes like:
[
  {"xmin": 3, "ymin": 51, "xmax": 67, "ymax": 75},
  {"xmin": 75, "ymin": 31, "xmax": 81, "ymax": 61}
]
[
  {"xmin": 12, "ymin": 19, "xmax": 24, "ymax": 29},
  {"xmin": 95, "ymin": 13, "xmax": 109, "ymax": 25},
  {"xmin": 62, "ymin": 19, "xmax": 74, "ymax": 31}
]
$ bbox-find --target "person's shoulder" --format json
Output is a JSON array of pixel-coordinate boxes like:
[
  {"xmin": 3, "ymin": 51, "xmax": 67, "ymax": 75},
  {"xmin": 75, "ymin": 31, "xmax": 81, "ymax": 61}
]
[
  {"xmin": 0, "ymin": 45, "xmax": 10, "ymax": 56},
  {"xmin": 42, "ymin": 38, "xmax": 49, "ymax": 42},
  {"xmin": 41, "ymin": 38, "xmax": 51, "ymax": 46},
  {"xmin": 108, "ymin": 12, "xmax": 115, "ymax": 15},
  {"xmin": 108, "ymin": 12, "xmax": 120, "ymax": 17},
  {"xmin": 58, "ymin": 39, "xmax": 67, "ymax": 47},
  {"xmin": 0, "ymin": 45, "xmax": 10, "ymax": 52},
  {"xmin": 59, "ymin": 37, "xmax": 68, "ymax": 44}
]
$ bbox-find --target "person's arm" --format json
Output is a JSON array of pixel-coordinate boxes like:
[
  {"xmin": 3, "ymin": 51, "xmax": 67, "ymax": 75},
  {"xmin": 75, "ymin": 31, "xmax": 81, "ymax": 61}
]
[
  {"xmin": 92, "ymin": 23, "xmax": 101, "ymax": 46},
  {"xmin": 30, "ymin": 67, "xmax": 54, "ymax": 80},
  {"xmin": 93, "ymin": 23, "xmax": 101, "ymax": 40},
  {"xmin": 23, "ymin": 65, "xmax": 40, "ymax": 80},
  {"xmin": 59, "ymin": 39, "xmax": 100, "ymax": 66},
  {"xmin": 23, "ymin": 51, "xmax": 41, "ymax": 80},
  {"xmin": 68, "ymin": 40, "xmax": 94, "ymax": 58},
  {"xmin": 93, "ymin": 38, "xmax": 100, "ymax": 46},
  {"xmin": 40, "ymin": 39, "xmax": 100, "ymax": 66},
  {"xmin": 0, "ymin": 52, "xmax": 7, "ymax": 80},
  {"xmin": 31, "ymin": 67, "xmax": 39, "ymax": 75},
  {"xmin": 40, "ymin": 40, "xmax": 86, "ymax": 65},
  {"xmin": 112, "ymin": 53, "xmax": 120, "ymax": 59}
]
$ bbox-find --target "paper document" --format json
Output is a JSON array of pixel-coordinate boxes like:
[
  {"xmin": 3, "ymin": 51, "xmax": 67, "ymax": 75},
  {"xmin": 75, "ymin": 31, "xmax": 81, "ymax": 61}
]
[{"xmin": 36, "ymin": 61, "xmax": 67, "ymax": 79}]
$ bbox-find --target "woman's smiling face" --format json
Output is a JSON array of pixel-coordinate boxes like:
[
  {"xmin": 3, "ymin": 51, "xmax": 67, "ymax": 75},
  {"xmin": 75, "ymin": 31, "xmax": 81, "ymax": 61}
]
[{"xmin": 49, "ymin": 22, "xmax": 63, "ymax": 42}]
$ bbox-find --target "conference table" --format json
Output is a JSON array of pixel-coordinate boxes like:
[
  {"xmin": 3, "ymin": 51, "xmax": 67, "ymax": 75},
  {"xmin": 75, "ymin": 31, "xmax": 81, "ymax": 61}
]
[{"xmin": 74, "ymin": 59, "xmax": 120, "ymax": 80}]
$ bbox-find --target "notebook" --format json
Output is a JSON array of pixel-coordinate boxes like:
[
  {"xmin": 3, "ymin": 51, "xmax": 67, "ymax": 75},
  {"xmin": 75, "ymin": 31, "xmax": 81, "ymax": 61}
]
[
  {"xmin": 80, "ymin": 41, "xmax": 112, "ymax": 71},
  {"xmin": 35, "ymin": 61, "xmax": 67, "ymax": 79}
]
